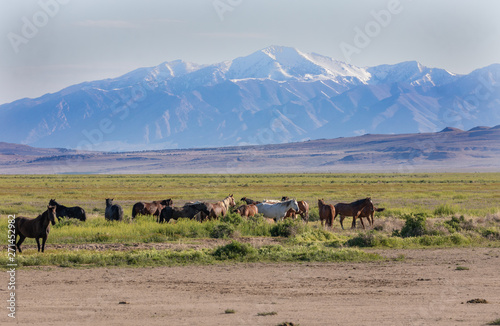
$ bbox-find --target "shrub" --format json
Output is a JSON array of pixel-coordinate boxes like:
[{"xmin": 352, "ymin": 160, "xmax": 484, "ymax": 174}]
[
  {"xmin": 220, "ymin": 211, "xmax": 244, "ymax": 226},
  {"xmin": 210, "ymin": 223, "xmax": 235, "ymax": 239},
  {"xmin": 270, "ymin": 219, "xmax": 305, "ymax": 238},
  {"xmin": 434, "ymin": 204, "xmax": 456, "ymax": 217},
  {"xmin": 53, "ymin": 217, "xmax": 83, "ymax": 228},
  {"xmin": 347, "ymin": 232, "xmax": 375, "ymax": 247},
  {"xmin": 212, "ymin": 241, "xmax": 257, "ymax": 260},
  {"xmin": 400, "ymin": 213, "xmax": 427, "ymax": 238}
]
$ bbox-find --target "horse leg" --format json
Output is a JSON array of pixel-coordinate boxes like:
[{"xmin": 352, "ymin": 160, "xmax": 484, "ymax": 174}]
[
  {"xmin": 16, "ymin": 234, "xmax": 25, "ymax": 253},
  {"xmin": 351, "ymin": 216, "xmax": 356, "ymax": 229},
  {"xmin": 35, "ymin": 237, "xmax": 41, "ymax": 252},
  {"xmin": 339, "ymin": 215, "xmax": 345, "ymax": 230},
  {"xmin": 41, "ymin": 236, "xmax": 47, "ymax": 253}
]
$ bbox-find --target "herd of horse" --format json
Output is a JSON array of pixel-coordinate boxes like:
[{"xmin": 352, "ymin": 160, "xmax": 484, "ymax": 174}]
[{"xmin": 12, "ymin": 195, "xmax": 384, "ymax": 253}]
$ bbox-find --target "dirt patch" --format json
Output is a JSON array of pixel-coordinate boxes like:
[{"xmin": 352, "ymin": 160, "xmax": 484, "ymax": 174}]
[{"xmin": 1, "ymin": 248, "xmax": 499, "ymax": 325}]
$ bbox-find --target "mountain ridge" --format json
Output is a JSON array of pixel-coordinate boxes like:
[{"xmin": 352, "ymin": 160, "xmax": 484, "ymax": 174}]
[
  {"xmin": 1, "ymin": 46, "xmax": 499, "ymax": 151},
  {"xmin": 1, "ymin": 126, "xmax": 498, "ymax": 174}
]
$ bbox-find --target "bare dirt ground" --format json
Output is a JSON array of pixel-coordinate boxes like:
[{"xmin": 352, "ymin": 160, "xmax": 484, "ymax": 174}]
[{"xmin": 2, "ymin": 248, "xmax": 499, "ymax": 325}]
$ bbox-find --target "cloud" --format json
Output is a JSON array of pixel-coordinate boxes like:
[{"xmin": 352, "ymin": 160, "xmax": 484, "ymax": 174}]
[{"xmin": 74, "ymin": 20, "xmax": 140, "ymax": 29}]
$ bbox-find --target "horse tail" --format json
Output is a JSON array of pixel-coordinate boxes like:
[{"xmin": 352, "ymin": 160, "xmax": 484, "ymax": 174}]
[
  {"xmin": 131, "ymin": 205, "xmax": 136, "ymax": 218},
  {"xmin": 81, "ymin": 208, "xmax": 87, "ymax": 222},
  {"xmin": 117, "ymin": 205, "xmax": 124, "ymax": 221}
]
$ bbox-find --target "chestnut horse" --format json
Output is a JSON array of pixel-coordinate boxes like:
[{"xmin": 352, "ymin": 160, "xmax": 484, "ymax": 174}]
[
  {"xmin": 208, "ymin": 194, "xmax": 236, "ymax": 219},
  {"xmin": 318, "ymin": 199, "xmax": 335, "ymax": 227},
  {"xmin": 334, "ymin": 197, "xmax": 373, "ymax": 230},
  {"xmin": 281, "ymin": 197, "xmax": 309, "ymax": 222},
  {"xmin": 131, "ymin": 199, "xmax": 173, "ymax": 220},
  {"xmin": 15, "ymin": 206, "xmax": 56, "ymax": 253},
  {"xmin": 236, "ymin": 204, "xmax": 258, "ymax": 218},
  {"xmin": 352, "ymin": 205, "xmax": 385, "ymax": 228}
]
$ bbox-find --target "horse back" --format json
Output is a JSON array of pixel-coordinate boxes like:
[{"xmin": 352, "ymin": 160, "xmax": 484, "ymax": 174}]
[{"xmin": 15, "ymin": 216, "xmax": 41, "ymax": 238}]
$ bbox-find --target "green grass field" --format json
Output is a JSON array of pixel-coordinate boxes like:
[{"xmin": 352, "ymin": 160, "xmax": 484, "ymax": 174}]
[{"xmin": 1, "ymin": 173, "xmax": 499, "ymax": 268}]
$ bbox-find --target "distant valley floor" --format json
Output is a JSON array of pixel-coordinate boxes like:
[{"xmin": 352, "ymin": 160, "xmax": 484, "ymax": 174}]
[{"xmin": 1, "ymin": 126, "xmax": 499, "ymax": 174}]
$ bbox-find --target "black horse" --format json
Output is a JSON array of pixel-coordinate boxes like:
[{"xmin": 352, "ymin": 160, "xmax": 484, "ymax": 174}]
[
  {"xmin": 159, "ymin": 202, "xmax": 212, "ymax": 223},
  {"xmin": 105, "ymin": 198, "xmax": 123, "ymax": 221},
  {"xmin": 15, "ymin": 206, "xmax": 56, "ymax": 253},
  {"xmin": 240, "ymin": 197, "xmax": 261, "ymax": 205},
  {"xmin": 49, "ymin": 199, "xmax": 87, "ymax": 222}
]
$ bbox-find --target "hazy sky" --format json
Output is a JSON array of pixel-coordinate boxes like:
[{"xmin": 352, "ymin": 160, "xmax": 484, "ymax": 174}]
[{"xmin": 1, "ymin": 0, "xmax": 499, "ymax": 104}]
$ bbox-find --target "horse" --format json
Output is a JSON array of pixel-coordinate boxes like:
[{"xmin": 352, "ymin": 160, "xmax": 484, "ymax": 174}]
[
  {"xmin": 284, "ymin": 208, "xmax": 296, "ymax": 219},
  {"xmin": 318, "ymin": 199, "xmax": 335, "ymax": 227},
  {"xmin": 282, "ymin": 197, "xmax": 309, "ymax": 222},
  {"xmin": 105, "ymin": 199, "xmax": 123, "ymax": 221},
  {"xmin": 131, "ymin": 199, "xmax": 173, "ymax": 220},
  {"xmin": 240, "ymin": 197, "xmax": 261, "ymax": 205},
  {"xmin": 48, "ymin": 199, "xmax": 86, "ymax": 222},
  {"xmin": 236, "ymin": 204, "xmax": 258, "ymax": 218},
  {"xmin": 334, "ymin": 197, "xmax": 373, "ymax": 230},
  {"xmin": 159, "ymin": 202, "xmax": 212, "ymax": 223},
  {"xmin": 14, "ymin": 206, "xmax": 56, "ymax": 253},
  {"xmin": 256, "ymin": 199, "xmax": 299, "ymax": 221},
  {"xmin": 352, "ymin": 205, "xmax": 385, "ymax": 228},
  {"xmin": 208, "ymin": 194, "xmax": 236, "ymax": 219}
]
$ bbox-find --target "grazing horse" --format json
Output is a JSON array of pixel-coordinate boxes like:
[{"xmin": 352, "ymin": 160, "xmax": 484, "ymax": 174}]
[
  {"xmin": 352, "ymin": 205, "xmax": 385, "ymax": 228},
  {"xmin": 131, "ymin": 199, "xmax": 173, "ymax": 220},
  {"xmin": 256, "ymin": 199, "xmax": 299, "ymax": 221},
  {"xmin": 105, "ymin": 199, "xmax": 123, "ymax": 221},
  {"xmin": 282, "ymin": 197, "xmax": 309, "ymax": 222},
  {"xmin": 334, "ymin": 197, "xmax": 373, "ymax": 230},
  {"xmin": 284, "ymin": 208, "xmax": 296, "ymax": 219},
  {"xmin": 240, "ymin": 197, "xmax": 260, "ymax": 205},
  {"xmin": 48, "ymin": 199, "xmax": 86, "ymax": 221},
  {"xmin": 318, "ymin": 199, "xmax": 335, "ymax": 227},
  {"xmin": 159, "ymin": 202, "xmax": 212, "ymax": 223},
  {"xmin": 236, "ymin": 204, "xmax": 258, "ymax": 218},
  {"xmin": 15, "ymin": 206, "xmax": 56, "ymax": 253},
  {"xmin": 208, "ymin": 194, "xmax": 236, "ymax": 219}
]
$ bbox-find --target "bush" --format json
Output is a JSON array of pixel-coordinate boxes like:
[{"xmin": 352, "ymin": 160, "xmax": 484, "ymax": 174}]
[
  {"xmin": 347, "ymin": 231, "xmax": 378, "ymax": 247},
  {"xmin": 434, "ymin": 204, "xmax": 456, "ymax": 217},
  {"xmin": 210, "ymin": 223, "xmax": 235, "ymax": 239},
  {"xmin": 212, "ymin": 241, "xmax": 256, "ymax": 260},
  {"xmin": 221, "ymin": 211, "xmax": 245, "ymax": 226},
  {"xmin": 270, "ymin": 219, "xmax": 305, "ymax": 238},
  {"xmin": 400, "ymin": 213, "xmax": 427, "ymax": 237}
]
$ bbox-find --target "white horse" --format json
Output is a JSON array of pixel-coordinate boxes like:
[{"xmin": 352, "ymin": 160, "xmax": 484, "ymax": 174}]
[{"xmin": 256, "ymin": 199, "xmax": 299, "ymax": 221}]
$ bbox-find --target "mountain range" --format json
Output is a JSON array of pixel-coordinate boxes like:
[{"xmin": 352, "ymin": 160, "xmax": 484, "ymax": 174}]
[
  {"xmin": 0, "ymin": 45, "xmax": 499, "ymax": 151},
  {"xmin": 1, "ymin": 126, "xmax": 499, "ymax": 174}
]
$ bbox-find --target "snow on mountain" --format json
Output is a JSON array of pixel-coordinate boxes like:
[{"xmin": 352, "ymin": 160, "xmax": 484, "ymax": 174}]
[{"xmin": 0, "ymin": 46, "xmax": 498, "ymax": 151}]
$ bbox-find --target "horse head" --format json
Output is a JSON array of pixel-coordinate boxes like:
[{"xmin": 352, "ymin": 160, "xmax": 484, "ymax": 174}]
[
  {"xmin": 161, "ymin": 199, "xmax": 173, "ymax": 207},
  {"xmin": 105, "ymin": 198, "xmax": 113, "ymax": 207},
  {"xmin": 290, "ymin": 199, "xmax": 299, "ymax": 212},
  {"xmin": 281, "ymin": 196, "xmax": 289, "ymax": 201},
  {"xmin": 47, "ymin": 205, "xmax": 57, "ymax": 225},
  {"xmin": 49, "ymin": 199, "xmax": 57, "ymax": 206},
  {"xmin": 227, "ymin": 194, "xmax": 236, "ymax": 207}
]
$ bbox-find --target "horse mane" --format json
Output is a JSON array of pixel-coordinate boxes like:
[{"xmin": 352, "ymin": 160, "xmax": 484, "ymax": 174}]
[{"xmin": 351, "ymin": 197, "xmax": 370, "ymax": 206}]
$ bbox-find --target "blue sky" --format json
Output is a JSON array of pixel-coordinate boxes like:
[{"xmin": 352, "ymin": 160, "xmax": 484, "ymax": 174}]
[{"xmin": 1, "ymin": 0, "xmax": 499, "ymax": 104}]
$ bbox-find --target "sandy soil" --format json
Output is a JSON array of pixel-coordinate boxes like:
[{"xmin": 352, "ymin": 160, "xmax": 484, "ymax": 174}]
[{"xmin": 2, "ymin": 248, "xmax": 499, "ymax": 325}]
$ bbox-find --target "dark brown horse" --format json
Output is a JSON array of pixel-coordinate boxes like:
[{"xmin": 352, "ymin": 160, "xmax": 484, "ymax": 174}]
[
  {"xmin": 318, "ymin": 199, "xmax": 335, "ymax": 227},
  {"xmin": 15, "ymin": 206, "xmax": 56, "ymax": 253},
  {"xmin": 334, "ymin": 197, "xmax": 373, "ymax": 230},
  {"xmin": 240, "ymin": 197, "xmax": 261, "ymax": 205},
  {"xmin": 159, "ymin": 202, "xmax": 212, "ymax": 223},
  {"xmin": 284, "ymin": 208, "xmax": 296, "ymax": 219},
  {"xmin": 105, "ymin": 198, "xmax": 123, "ymax": 221},
  {"xmin": 131, "ymin": 199, "xmax": 173, "ymax": 220},
  {"xmin": 236, "ymin": 204, "xmax": 258, "ymax": 218},
  {"xmin": 208, "ymin": 194, "xmax": 236, "ymax": 219},
  {"xmin": 49, "ymin": 199, "xmax": 86, "ymax": 221},
  {"xmin": 352, "ymin": 204, "xmax": 385, "ymax": 228}
]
